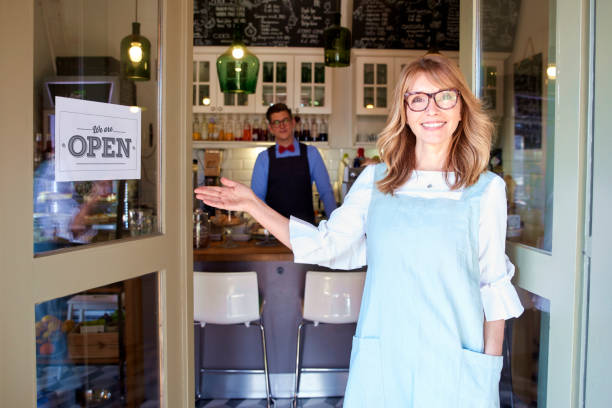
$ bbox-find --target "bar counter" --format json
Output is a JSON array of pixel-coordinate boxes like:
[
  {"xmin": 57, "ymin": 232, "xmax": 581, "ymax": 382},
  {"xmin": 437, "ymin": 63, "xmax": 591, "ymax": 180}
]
[
  {"xmin": 194, "ymin": 238, "xmax": 359, "ymax": 399},
  {"xmin": 193, "ymin": 238, "xmax": 293, "ymax": 262}
]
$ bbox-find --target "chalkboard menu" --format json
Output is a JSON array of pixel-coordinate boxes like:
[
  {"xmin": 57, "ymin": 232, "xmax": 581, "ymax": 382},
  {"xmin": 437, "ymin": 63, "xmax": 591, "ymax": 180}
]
[
  {"xmin": 480, "ymin": 0, "xmax": 521, "ymax": 52},
  {"xmin": 513, "ymin": 53, "xmax": 543, "ymax": 149},
  {"xmin": 351, "ymin": 0, "xmax": 459, "ymax": 50},
  {"xmin": 194, "ymin": 0, "xmax": 340, "ymax": 47}
]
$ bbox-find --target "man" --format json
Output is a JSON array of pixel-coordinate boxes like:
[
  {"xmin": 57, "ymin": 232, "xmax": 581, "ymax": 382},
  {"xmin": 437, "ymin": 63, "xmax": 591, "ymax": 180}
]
[{"xmin": 251, "ymin": 103, "xmax": 337, "ymax": 224}]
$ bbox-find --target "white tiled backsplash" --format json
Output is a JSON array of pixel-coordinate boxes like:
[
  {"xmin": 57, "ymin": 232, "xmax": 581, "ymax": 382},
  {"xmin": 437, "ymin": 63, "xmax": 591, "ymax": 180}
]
[{"xmin": 193, "ymin": 146, "xmax": 379, "ymax": 205}]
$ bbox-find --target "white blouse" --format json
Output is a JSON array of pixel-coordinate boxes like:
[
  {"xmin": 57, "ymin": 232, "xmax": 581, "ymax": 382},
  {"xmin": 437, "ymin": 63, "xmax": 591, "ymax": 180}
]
[{"xmin": 290, "ymin": 165, "xmax": 524, "ymax": 321}]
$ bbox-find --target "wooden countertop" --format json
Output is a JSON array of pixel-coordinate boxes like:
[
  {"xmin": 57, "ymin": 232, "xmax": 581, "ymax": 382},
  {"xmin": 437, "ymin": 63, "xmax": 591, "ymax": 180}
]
[{"xmin": 193, "ymin": 239, "xmax": 293, "ymax": 262}]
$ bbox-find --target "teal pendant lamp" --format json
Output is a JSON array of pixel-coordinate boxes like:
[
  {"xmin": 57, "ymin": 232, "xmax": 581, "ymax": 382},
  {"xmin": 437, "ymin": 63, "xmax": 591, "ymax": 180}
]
[
  {"xmin": 120, "ymin": 0, "xmax": 151, "ymax": 81},
  {"xmin": 217, "ymin": 24, "xmax": 259, "ymax": 94},
  {"xmin": 323, "ymin": 12, "xmax": 351, "ymax": 67}
]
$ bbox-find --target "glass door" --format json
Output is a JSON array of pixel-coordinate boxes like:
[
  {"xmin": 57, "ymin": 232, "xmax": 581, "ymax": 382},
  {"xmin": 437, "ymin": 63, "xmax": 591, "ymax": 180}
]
[
  {"xmin": 0, "ymin": 0, "xmax": 193, "ymax": 406},
  {"xmin": 468, "ymin": 0, "xmax": 589, "ymax": 406}
]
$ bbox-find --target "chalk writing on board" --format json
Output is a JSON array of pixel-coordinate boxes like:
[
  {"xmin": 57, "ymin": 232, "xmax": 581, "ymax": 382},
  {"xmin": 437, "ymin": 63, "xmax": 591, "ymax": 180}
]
[{"xmin": 194, "ymin": 0, "xmax": 340, "ymax": 47}]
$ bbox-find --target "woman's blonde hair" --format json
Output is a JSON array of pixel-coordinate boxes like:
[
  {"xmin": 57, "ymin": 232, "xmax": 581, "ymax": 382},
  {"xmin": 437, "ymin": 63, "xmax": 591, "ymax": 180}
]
[{"xmin": 376, "ymin": 53, "xmax": 493, "ymax": 194}]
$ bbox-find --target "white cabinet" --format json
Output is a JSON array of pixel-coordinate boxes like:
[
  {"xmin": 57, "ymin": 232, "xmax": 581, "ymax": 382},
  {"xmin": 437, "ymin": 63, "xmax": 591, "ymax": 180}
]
[
  {"xmin": 355, "ymin": 57, "xmax": 394, "ymax": 115},
  {"xmin": 255, "ymin": 55, "xmax": 294, "ymax": 114},
  {"xmin": 193, "ymin": 48, "xmax": 332, "ymax": 115},
  {"xmin": 293, "ymin": 55, "xmax": 332, "ymax": 114},
  {"xmin": 193, "ymin": 51, "xmax": 255, "ymax": 114}
]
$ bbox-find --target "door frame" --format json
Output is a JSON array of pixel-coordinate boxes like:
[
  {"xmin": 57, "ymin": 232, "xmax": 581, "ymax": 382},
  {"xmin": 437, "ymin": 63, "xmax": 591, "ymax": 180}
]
[
  {"xmin": 0, "ymin": 0, "xmax": 194, "ymax": 406},
  {"xmin": 461, "ymin": 0, "xmax": 590, "ymax": 406}
]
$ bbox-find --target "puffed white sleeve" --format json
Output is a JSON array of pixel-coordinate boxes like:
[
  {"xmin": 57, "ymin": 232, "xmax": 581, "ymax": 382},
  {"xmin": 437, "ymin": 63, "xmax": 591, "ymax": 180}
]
[
  {"xmin": 289, "ymin": 164, "xmax": 375, "ymax": 269},
  {"xmin": 479, "ymin": 176, "xmax": 525, "ymax": 321}
]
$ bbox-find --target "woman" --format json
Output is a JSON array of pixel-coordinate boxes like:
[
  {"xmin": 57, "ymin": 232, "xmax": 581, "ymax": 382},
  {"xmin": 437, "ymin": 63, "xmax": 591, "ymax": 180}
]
[{"xmin": 195, "ymin": 53, "xmax": 523, "ymax": 407}]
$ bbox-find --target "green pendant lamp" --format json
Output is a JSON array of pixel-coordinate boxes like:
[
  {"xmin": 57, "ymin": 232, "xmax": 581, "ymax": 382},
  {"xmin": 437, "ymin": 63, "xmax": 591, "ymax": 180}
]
[
  {"xmin": 217, "ymin": 24, "xmax": 259, "ymax": 94},
  {"xmin": 120, "ymin": 0, "xmax": 151, "ymax": 81},
  {"xmin": 323, "ymin": 12, "xmax": 351, "ymax": 67}
]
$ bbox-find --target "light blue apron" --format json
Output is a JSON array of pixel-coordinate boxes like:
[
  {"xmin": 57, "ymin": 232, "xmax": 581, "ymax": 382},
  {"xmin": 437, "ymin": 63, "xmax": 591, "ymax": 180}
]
[{"xmin": 343, "ymin": 164, "xmax": 503, "ymax": 407}]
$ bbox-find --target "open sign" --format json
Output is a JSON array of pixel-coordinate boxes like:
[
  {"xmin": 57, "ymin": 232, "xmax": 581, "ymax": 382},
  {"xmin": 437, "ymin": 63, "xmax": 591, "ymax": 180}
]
[{"xmin": 55, "ymin": 97, "xmax": 140, "ymax": 181}]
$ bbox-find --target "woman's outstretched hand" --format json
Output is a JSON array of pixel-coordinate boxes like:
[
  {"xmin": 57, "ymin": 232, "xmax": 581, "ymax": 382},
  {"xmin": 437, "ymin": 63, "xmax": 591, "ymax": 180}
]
[
  {"xmin": 194, "ymin": 177, "xmax": 257, "ymax": 212},
  {"xmin": 194, "ymin": 177, "xmax": 292, "ymax": 249}
]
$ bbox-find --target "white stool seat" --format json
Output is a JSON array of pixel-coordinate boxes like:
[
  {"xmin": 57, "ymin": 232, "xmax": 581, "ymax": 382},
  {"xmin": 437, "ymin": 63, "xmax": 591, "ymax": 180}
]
[
  {"xmin": 303, "ymin": 271, "xmax": 366, "ymax": 325},
  {"xmin": 294, "ymin": 271, "xmax": 366, "ymax": 406},
  {"xmin": 194, "ymin": 271, "xmax": 260, "ymax": 326},
  {"xmin": 193, "ymin": 271, "xmax": 271, "ymax": 407}
]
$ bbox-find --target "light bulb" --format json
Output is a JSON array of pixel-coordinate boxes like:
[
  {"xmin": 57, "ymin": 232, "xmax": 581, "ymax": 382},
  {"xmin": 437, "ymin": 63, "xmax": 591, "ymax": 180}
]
[
  {"xmin": 231, "ymin": 46, "xmax": 245, "ymax": 59},
  {"xmin": 129, "ymin": 42, "xmax": 143, "ymax": 63}
]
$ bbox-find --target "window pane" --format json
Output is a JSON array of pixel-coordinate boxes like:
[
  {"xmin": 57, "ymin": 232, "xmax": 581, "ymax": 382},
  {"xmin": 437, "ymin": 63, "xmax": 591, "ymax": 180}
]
[
  {"xmin": 35, "ymin": 273, "xmax": 160, "ymax": 407},
  {"xmin": 300, "ymin": 85, "xmax": 312, "ymax": 107},
  {"xmin": 376, "ymin": 87, "xmax": 387, "ymax": 108},
  {"xmin": 276, "ymin": 85, "xmax": 287, "ymax": 104},
  {"xmin": 199, "ymin": 61, "xmax": 209, "ymax": 82},
  {"xmin": 314, "ymin": 63, "xmax": 325, "ymax": 83},
  {"xmin": 198, "ymin": 85, "xmax": 210, "ymax": 106},
  {"xmin": 33, "ymin": 1, "xmax": 161, "ymax": 254},
  {"xmin": 314, "ymin": 86, "xmax": 325, "ymax": 107},
  {"xmin": 478, "ymin": 0, "xmax": 555, "ymax": 252},
  {"xmin": 276, "ymin": 62, "xmax": 287, "ymax": 83},
  {"xmin": 262, "ymin": 85, "xmax": 274, "ymax": 106},
  {"xmin": 376, "ymin": 64, "xmax": 387, "ymax": 84},
  {"xmin": 364, "ymin": 64, "xmax": 374, "ymax": 84},
  {"xmin": 364, "ymin": 87, "xmax": 374, "ymax": 108},
  {"xmin": 237, "ymin": 93, "xmax": 248, "ymax": 106},
  {"xmin": 301, "ymin": 63, "xmax": 312, "ymax": 84},
  {"xmin": 263, "ymin": 62, "xmax": 274, "ymax": 83}
]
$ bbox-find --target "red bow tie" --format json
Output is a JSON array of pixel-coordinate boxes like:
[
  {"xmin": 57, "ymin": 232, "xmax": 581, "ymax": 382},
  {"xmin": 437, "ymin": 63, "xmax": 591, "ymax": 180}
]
[{"xmin": 278, "ymin": 144, "xmax": 295, "ymax": 153}]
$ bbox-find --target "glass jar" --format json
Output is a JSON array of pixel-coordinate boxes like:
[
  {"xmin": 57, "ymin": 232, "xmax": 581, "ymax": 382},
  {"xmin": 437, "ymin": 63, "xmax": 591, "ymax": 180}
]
[{"xmin": 193, "ymin": 209, "xmax": 210, "ymax": 249}]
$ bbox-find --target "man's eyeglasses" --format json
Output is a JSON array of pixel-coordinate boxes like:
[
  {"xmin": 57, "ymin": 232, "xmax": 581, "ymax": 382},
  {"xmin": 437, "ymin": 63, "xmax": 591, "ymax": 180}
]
[
  {"xmin": 269, "ymin": 118, "xmax": 291, "ymax": 127},
  {"xmin": 404, "ymin": 89, "xmax": 460, "ymax": 112}
]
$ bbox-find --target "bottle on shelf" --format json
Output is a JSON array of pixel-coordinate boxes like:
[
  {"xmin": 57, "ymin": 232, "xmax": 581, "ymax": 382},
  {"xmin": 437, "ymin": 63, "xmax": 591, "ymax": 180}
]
[
  {"xmin": 208, "ymin": 116, "xmax": 218, "ymax": 140},
  {"xmin": 318, "ymin": 117, "xmax": 328, "ymax": 142},
  {"xmin": 225, "ymin": 115, "xmax": 235, "ymax": 141},
  {"xmin": 192, "ymin": 115, "xmax": 201, "ymax": 140},
  {"xmin": 293, "ymin": 115, "xmax": 301, "ymax": 141},
  {"xmin": 301, "ymin": 116, "xmax": 311, "ymax": 141},
  {"xmin": 243, "ymin": 116, "xmax": 252, "ymax": 141},
  {"xmin": 201, "ymin": 115, "xmax": 208, "ymax": 140}
]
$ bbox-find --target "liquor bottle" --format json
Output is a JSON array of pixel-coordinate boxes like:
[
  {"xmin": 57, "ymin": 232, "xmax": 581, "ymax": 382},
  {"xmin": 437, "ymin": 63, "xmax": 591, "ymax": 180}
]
[
  {"xmin": 318, "ymin": 117, "xmax": 328, "ymax": 142},
  {"xmin": 243, "ymin": 117, "xmax": 252, "ymax": 141},
  {"xmin": 293, "ymin": 115, "xmax": 302, "ymax": 141}
]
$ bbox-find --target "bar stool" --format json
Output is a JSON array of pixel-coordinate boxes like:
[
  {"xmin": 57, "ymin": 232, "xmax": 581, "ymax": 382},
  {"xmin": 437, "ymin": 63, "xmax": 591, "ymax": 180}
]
[
  {"xmin": 293, "ymin": 271, "xmax": 366, "ymax": 407},
  {"xmin": 193, "ymin": 271, "xmax": 271, "ymax": 408}
]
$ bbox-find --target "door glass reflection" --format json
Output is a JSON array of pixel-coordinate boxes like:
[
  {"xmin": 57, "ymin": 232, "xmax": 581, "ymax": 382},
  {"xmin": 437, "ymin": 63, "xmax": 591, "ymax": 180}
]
[
  {"xmin": 477, "ymin": 0, "xmax": 556, "ymax": 252},
  {"xmin": 35, "ymin": 273, "xmax": 160, "ymax": 407}
]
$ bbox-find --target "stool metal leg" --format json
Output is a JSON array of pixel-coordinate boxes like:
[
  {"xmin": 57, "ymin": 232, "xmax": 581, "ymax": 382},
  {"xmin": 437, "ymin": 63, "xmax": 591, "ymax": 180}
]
[
  {"xmin": 293, "ymin": 320, "xmax": 306, "ymax": 408},
  {"xmin": 254, "ymin": 320, "xmax": 272, "ymax": 408}
]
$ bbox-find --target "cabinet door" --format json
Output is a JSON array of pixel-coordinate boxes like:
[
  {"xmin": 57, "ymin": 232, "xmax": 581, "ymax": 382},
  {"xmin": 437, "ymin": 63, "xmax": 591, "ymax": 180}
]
[
  {"xmin": 255, "ymin": 55, "xmax": 294, "ymax": 113},
  {"xmin": 355, "ymin": 57, "xmax": 394, "ymax": 115},
  {"xmin": 293, "ymin": 55, "xmax": 332, "ymax": 114},
  {"xmin": 193, "ymin": 55, "xmax": 220, "ymax": 113}
]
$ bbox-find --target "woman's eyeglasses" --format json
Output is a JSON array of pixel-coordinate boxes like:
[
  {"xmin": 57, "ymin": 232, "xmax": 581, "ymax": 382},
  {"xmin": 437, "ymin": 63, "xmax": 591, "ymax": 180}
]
[
  {"xmin": 269, "ymin": 117, "xmax": 291, "ymax": 127},
  {"xmin": 404, "ymin": 89, "xmax": 460, "ymax": 112}
]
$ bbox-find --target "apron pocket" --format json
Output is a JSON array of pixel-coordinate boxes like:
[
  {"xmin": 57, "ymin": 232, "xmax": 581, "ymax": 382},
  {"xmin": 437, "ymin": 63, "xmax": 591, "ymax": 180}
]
[
  {"xmin": 344, "ymin": 336, "xmax": 385, "ymax": 407},
  {"xmin": 458, "ymin": 348, "xmax": 503, "ymax": 408}
]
